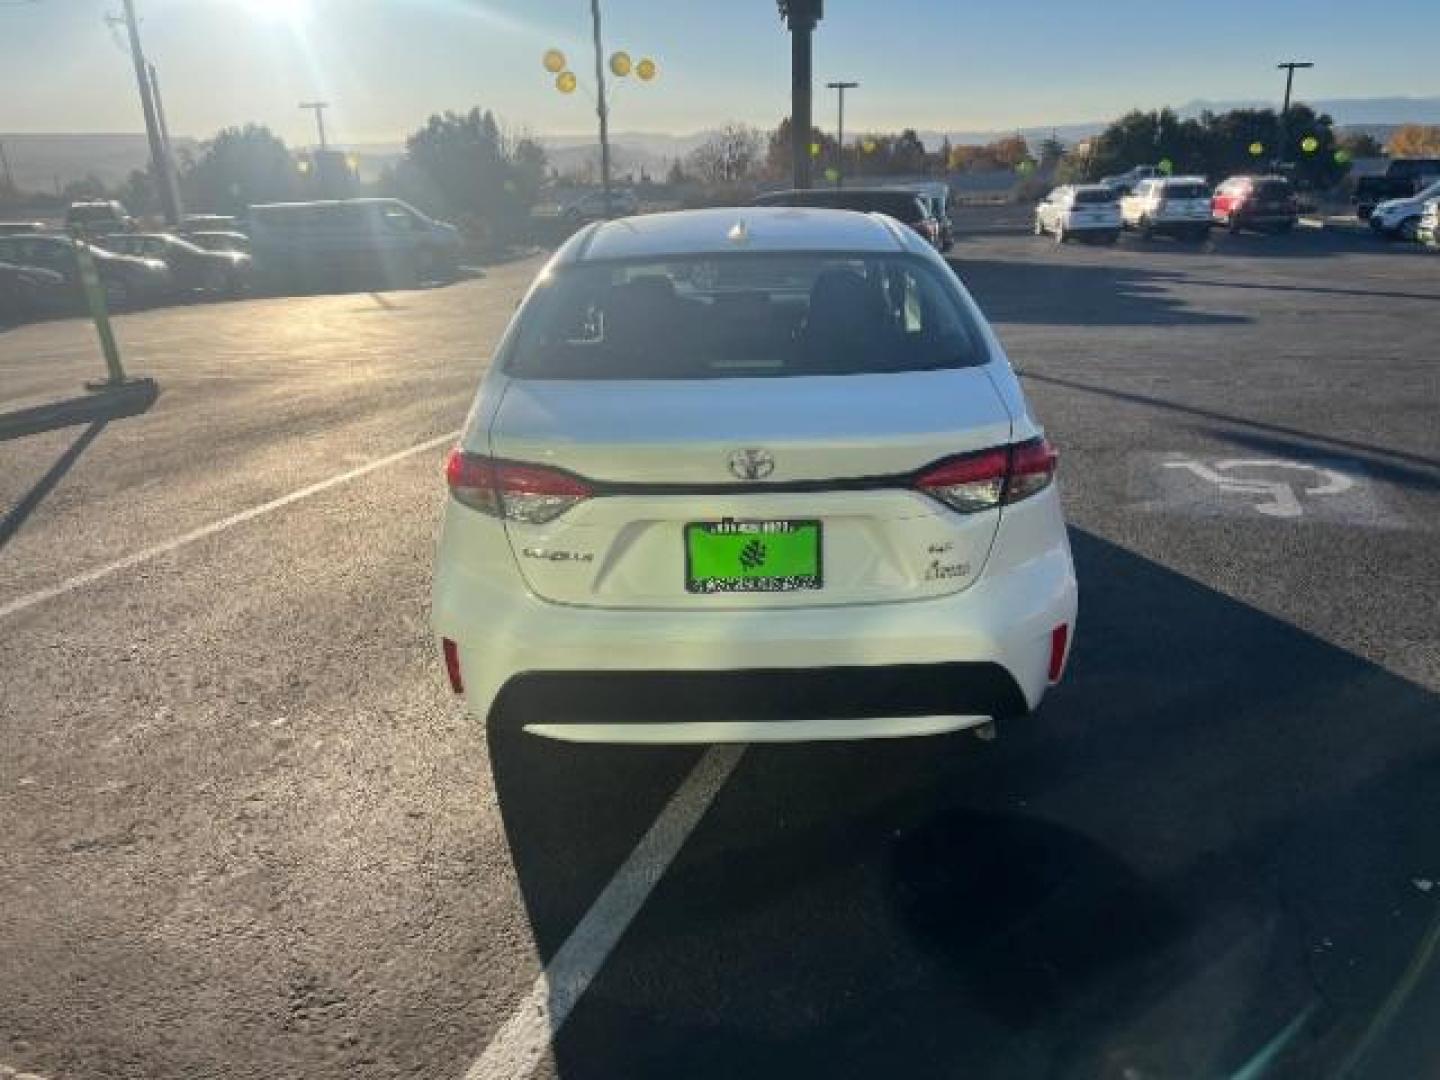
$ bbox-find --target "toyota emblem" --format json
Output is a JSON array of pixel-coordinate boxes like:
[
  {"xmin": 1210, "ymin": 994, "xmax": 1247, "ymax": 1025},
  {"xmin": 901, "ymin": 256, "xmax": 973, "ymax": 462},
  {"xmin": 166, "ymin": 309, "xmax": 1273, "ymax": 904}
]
[{"xmin": 728, "ymin": 448, "xmax": 775, "ymax": 481}]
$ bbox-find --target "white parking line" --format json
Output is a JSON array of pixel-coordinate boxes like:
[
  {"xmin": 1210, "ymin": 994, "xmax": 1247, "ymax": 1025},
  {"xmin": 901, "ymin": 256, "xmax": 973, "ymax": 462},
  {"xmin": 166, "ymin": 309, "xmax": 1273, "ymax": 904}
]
[
  {"xmin": 463, "ymin": 744, "xmax": 746, "ymax": 1080},
  {"xmin": 0, "ymin": 430, "xmax": 459, "ymax": 623}
]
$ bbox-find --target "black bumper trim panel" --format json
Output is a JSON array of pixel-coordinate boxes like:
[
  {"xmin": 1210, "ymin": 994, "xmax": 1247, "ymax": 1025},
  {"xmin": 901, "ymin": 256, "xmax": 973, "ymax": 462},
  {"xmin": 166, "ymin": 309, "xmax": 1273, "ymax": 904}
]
[{"xmin": 492, "ymin": 662, "xmax": 1030, "ymax": 727}]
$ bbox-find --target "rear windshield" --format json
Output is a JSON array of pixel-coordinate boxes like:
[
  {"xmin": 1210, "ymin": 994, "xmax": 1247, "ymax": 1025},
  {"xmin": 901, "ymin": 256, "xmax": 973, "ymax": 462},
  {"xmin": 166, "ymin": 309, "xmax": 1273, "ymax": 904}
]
[
  {"xmin": 1072, "ymin": 189, "xmax": 1115, "ymax": 205},
  {"xmin": 505, "ymin": 254, "xmax": 988, "ymax": 380},
  {"xmin": 1163, "ymin": 183, "xmax": 1210, "ymax": 199}
]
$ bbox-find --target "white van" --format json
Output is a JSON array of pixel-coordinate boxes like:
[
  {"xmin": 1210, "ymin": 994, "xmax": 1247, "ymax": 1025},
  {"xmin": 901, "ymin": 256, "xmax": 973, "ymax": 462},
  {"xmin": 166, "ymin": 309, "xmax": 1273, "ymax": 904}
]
[{"xmin": 246, "ymin": 198, "xmax": 461, "ymax": 287}]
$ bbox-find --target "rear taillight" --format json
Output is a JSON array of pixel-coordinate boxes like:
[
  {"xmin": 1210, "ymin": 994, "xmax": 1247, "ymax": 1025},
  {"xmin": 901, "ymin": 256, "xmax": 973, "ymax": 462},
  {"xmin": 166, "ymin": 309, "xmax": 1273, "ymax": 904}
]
[
  {"xmin": 915, "ymin": 437, "xmax": 1058, "ymax": 513},
  {"xmin": 1005, "ymin": 436, "xmax": 1060, "ymax": 504},
  {"xmin": 1048, "ymin": 623, "xmax": 1070, "ymax": 683},
  {"xmin": 442, "ymin": 638, "xmax": 464, "ymax": 693},
  {"xmin": 444, "ymin": 449, "xmax": 592, "ymax": 524}
]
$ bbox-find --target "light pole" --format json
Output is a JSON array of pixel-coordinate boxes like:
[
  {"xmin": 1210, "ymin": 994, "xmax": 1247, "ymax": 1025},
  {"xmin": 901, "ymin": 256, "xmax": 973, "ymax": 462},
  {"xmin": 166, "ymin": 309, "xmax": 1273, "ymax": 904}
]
[
  {"xmin": 1275, "ymin": 61, "xmax": 1314, "ymax": 172},
  {"xmin": 299, "ymin": 101, "xmax": 330, "ymax": 151},
  {"xmin": 826, "ymin": 80, "xmax": 857, "ymax": 188}
]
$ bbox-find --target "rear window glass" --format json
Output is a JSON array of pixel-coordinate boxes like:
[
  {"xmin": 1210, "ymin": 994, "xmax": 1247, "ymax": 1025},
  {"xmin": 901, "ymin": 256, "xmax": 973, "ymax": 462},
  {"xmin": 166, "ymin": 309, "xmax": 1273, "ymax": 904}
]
[
  {"xmin": 1163, "ymin": 183, "xmax": 1210, "ymax": 199},
  {"xmin": 505, "ymin": 254, "xmax": 987, "ymax": 380},
  {"xmin": 1072, "ymin": 189, "xmax": 1115, "ymax": 205}
]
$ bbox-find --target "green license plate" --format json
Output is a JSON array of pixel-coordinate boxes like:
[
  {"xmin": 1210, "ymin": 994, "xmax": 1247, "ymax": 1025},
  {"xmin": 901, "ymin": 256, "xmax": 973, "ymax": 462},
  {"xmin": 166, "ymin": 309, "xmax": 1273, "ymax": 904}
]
[{"xmin": 685, "ymin": 519, "xmax": 822, "ymax": 594}]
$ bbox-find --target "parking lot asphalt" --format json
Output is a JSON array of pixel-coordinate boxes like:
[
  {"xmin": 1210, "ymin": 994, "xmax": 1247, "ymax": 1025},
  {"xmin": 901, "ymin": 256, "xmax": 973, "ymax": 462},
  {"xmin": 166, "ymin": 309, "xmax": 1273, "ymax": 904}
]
[{"xmin": 1, "ymin": 221, "xmax": 1438, "ymax": 1079}]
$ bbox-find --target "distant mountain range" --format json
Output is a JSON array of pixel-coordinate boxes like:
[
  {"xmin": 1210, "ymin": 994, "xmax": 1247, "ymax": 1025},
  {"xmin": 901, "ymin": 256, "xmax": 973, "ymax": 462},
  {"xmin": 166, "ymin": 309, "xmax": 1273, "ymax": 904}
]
[{"xmin": 4, "ymin": 97, "xmax": 1437, "ymax": 190}]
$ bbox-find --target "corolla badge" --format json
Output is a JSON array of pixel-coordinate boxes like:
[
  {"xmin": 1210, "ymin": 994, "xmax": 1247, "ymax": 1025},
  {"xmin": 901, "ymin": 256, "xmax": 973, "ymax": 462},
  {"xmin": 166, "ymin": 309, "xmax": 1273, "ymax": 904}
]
[{"xmin": 728, "ymin": 448, "xmax": 776, "ymax": 481}]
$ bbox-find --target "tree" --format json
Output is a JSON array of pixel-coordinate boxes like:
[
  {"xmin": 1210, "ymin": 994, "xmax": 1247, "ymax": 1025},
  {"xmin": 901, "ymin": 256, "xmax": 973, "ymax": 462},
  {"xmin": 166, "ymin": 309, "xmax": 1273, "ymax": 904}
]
[
  {"xmin": 118, "ymin": 168, "xmax": 157, "ymax": 216},
  {"xmin": 397, "ymin": 108, "xmax": 546, "ymax": 239},
  {"xmin": 990, "ymin": 135, "xmax": 1031, "ymax": 169},
  {"xmin": 1037, "ymin": 135, "xmax": 1066, "ymax": 175},
  {"xmin": 766, "ymin": 117, "xmax": 834, "ymax": 180},
  {"xmin": 1387, "ymin": 124, "xmax": 1440, "ymax": 158},
  {"xmin": 60, "ymin": 174, "xmax": 109, "ymax": 201},
  {"xmin": 1085, "ymin": 105, "xmax": 1345, "ymax": 189},
  {"xmin": 687, "ymin": 123, "xmax": 764, "ymax": 184},
  {"xmin": 181, "ymin": 125, "xmax": 299, "ymax": 214},
  {"xmin": 1337, "ymin": 130, "xmax": 1383, "ymax": 159}
]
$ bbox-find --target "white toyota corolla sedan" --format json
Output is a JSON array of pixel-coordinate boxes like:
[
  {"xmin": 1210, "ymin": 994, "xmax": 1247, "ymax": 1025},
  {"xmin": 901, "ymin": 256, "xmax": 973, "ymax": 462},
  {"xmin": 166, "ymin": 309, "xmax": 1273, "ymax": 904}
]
[{"xmin": 432, "ymin": 207, "xmax": 1077, "ymax": 743}]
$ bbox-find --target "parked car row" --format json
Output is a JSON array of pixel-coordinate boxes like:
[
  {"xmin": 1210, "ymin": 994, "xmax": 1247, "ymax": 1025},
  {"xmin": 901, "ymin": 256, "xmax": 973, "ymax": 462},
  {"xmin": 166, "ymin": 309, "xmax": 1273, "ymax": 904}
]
[
  {"xmin": 1036, "ymin": 174, "xmax": 1302, "ymax": 243},
  {"xmin": 0, "ymin": 197, "xmax": 467, "ymax": 324}
]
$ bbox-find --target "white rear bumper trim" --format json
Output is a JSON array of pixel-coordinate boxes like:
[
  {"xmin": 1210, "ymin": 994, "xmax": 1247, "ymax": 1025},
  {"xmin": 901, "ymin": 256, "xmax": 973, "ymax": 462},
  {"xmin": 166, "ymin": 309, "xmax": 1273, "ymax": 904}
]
[{"xmin": 522, "ymin": 714, "xmax": 992, "ymax": 744}]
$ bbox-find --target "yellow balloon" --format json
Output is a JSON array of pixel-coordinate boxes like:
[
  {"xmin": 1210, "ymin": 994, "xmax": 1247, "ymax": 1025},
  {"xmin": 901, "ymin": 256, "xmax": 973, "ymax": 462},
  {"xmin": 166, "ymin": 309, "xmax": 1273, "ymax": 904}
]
[
  {"xmin": 636, "ymin": 58, "xmax": 657, "ymax": 81},
  {"xmin": 556, "ymin": 70, "xmax": 577, "ymax": 94},
  {"xmin": 543, "ymin": 49, "xmax": 566, "ymax": 73},
  {"xmin": 609, "ymin": 51, "xmax": 632, "ymax": 77},
  {"xmin": 1301, "ymin": 135, "xmax": 1320, "ymax": 153},
  {"xmin": 809, "ymin": 141, "xmax": 822, "ymax": 157},
  {"xmin": 1248, "ymin": 141, "xmax": 1265, "ymax": 156}
]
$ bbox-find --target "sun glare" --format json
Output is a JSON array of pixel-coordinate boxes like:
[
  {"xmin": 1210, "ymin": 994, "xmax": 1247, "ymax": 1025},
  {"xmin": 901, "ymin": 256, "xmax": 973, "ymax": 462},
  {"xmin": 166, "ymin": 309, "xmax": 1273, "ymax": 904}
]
[{"xmin": 235, "ymin": 0, "xmax": 310, "ymax": 26}]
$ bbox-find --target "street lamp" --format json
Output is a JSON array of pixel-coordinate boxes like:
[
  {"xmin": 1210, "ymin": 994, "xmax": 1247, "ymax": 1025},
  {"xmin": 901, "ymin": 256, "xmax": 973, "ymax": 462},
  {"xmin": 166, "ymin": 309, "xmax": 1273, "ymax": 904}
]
[
  {"xmin": 826, "ymin": 80, "xmax": 858, "ymax": 188},
  {"xmin": 542, "ymin": 12, "xmax": 657, "ymax": 217},
  {"xmin": 1275, "ymin": 61, "xmax": 1314, "ymax": 171}
]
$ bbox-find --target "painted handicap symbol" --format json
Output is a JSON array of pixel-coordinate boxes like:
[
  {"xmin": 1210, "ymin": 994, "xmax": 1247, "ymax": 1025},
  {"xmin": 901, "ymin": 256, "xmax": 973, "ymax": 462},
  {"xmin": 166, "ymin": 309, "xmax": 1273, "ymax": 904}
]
[{"xmin": 1163, "ymin": 458, "xmax": 1355, "ymax": 518}]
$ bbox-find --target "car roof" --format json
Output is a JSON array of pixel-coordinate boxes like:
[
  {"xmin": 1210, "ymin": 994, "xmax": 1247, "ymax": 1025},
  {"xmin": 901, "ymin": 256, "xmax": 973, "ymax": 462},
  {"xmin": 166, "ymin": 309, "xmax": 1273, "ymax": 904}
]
[{"xmin": 566, "ymin": 206, "xmax": 920, "ymax": 263}]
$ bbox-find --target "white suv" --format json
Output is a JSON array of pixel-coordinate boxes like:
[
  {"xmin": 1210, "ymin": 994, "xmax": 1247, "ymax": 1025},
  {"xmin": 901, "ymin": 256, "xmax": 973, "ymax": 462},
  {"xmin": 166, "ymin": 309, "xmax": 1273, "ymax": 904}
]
[
  {"xmin": 1035, "ymin": 185, "xmax": 1122, "ymax": 244},
  {"xmin": 1121, "ymin": 176, "xmax": 1213, "ymax": 241},
  {"xmin": 432, "ymin": 208, "xmax": 1077, "ymax": 744},
  {"xmin": 1370, "ymin": 180, "xmax": 1440, "ymax": 242}
]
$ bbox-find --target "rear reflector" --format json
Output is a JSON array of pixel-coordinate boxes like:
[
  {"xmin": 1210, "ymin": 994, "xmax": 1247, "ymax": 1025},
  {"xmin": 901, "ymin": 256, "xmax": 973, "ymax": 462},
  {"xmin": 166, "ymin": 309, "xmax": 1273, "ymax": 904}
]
[
  {"xmin": 442, "ymin": 638, "xmax": 464, "ymax": 694},
  {"xmin": 445, "ymin": 449, "xmax": 593, "ymax": 524},
  {"xmin": 914, "ymin": 437, "xmax": 1058, "ymax": 514},
  {"xmin": 1048, "ymin": 623, "xmax": 1069, "ymax": 683}
]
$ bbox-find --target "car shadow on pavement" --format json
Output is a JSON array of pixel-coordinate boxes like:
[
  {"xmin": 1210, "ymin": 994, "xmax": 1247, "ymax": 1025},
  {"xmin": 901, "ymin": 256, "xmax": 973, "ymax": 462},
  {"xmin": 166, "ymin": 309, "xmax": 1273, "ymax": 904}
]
[
  {"xmin": 488, "ymin": 528, "xmax": 1440, "ymax": 1080},
  {"xmin": 1022, "ymin": 371, "xmax": 1440, "ymax": 473},
  {"xmin": 949, "ymin": 257, "xmax": 1247, "ymax": 328}
]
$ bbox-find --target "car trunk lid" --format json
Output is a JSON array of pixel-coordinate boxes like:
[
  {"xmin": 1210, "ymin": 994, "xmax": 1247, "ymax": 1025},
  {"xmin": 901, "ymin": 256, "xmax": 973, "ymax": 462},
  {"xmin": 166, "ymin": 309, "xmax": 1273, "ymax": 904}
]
[{"xmin": 488, "ymin": 368, "xmax": 1014, "ymax": 609}]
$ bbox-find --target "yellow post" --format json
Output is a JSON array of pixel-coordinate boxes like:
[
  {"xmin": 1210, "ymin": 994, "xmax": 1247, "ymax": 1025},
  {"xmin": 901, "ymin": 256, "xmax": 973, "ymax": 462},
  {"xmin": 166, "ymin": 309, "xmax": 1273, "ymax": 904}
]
[{"xmin": 72, "ymin": 237, "xmax": 129, "ymax": 389}]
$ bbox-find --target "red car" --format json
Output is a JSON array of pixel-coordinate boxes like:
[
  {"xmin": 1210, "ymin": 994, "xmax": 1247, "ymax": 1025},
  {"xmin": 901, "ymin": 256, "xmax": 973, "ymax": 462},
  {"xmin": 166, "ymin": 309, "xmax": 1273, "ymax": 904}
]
[{"xmin": 1212, "ymin": 176, "xmax": 1299, "ymax": 233}]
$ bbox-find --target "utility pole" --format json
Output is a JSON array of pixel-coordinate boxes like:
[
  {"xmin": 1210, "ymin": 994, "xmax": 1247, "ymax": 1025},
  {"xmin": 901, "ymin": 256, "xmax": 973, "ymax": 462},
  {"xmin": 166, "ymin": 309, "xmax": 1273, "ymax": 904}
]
[
  {"xmin": 826, "ymin": 80, "xmax": 858, "ymax": 188},
  {"xmin": 1275, "ymin": 61, "xmax": 1314, "ymax": 172},
  {"xmin": 299, "ymin": 101, "xmax": 330, "ymax": 150},
  {"xmin": 119, "ymin": 0, "xmax": 181, "ymax": 226},
  {"xmin": 779, "ymin": 1, "xmax": 823, "ymax": 189},
  {"xmin": 588, "ymin": 0, "xmax": 612, "ymax": 213},
  {"xmin": 147, "ymin": 63, "xmax": 184, "ymax": 221}
]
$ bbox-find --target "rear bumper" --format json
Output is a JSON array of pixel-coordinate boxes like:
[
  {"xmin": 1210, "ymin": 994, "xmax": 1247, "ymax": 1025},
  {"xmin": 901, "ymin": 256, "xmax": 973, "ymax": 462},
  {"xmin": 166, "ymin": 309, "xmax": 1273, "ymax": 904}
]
[{"xmin": 432, "ymin": 491, "xmax": 1078, "ymax": 743}]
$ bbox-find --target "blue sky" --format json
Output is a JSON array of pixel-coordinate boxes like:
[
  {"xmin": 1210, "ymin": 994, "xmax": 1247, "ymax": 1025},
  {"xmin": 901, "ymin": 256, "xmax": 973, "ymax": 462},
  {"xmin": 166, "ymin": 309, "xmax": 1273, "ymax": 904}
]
[{"xmin": 2, "ymin": 0, "xmax": 1436, "ymax": 144}]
